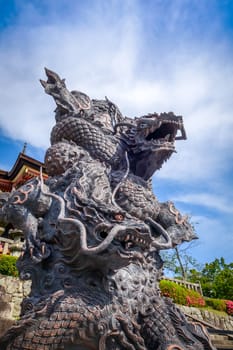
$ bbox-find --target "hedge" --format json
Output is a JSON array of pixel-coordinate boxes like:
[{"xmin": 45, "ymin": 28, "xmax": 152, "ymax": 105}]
[
  {"xmin": 204, "ymin": 297, "xmax": 226, "ymax": 312},
  {"xmin": 159, "ymin": 280, "xmax": 233, "ymax": 316},
  {"xmin": 0, "ymin": 254, "xmax": 19, "ymax": 277},
  {"xmin": 205, "ymin": 298, "xmax": 233, "ymax": 316}
]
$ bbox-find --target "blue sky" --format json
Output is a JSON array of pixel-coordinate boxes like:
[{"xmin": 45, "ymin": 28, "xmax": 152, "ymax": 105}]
[{"xmin": 0, "ymin": 0, "xmax": 232, "ymax": 265}]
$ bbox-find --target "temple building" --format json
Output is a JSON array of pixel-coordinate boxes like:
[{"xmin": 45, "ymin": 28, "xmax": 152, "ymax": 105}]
[
  {"xmin": 0, "ymin": 150, "xmax": 47, "ymax": 192},
  {"xmin": 0, "ymin": 147, "xmax": 47, "ymax": 255}
]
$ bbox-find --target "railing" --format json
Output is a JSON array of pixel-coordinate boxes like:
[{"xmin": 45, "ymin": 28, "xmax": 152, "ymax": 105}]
[
  {"xmin": 161, "ymin": 276, "xmax": 203, "ymax": 295},
  {"xmin": 0, "ymin": 236, "xmax": 23, "ymax": 256},
  {"xmin": 0, "ymin": 237, "xmax": 13, "ymax": 255}
]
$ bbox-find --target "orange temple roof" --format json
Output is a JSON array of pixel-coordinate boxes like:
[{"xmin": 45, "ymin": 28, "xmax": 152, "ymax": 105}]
[{"xmin": 0, "ymin": 152, "xmax": 47, "ymax": 192}]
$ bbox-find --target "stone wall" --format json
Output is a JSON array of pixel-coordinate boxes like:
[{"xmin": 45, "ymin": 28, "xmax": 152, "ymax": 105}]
[
  {"xmin": 0, "ymin": 274, "xmax": 31, "ymax": 319},
  {"xmin": 0, "ymin": 274, "xmax": 232, "ymax": 337},
  {"xmin": 178, "ymin": 305, "xmax": 233, "ymax": 331},
  {"xmin": 0, "ymin": 284, "xmax": 15, "ymax": 337},
  {"xmin": 0, "ymin": 274, "xmax": 31, "ymax": 337}
]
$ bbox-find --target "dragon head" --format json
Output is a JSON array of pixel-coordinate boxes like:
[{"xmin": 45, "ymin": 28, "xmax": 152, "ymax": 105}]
[{"xmin": 115, "ymin": 112, "xmax": 186, "ymax": 180}]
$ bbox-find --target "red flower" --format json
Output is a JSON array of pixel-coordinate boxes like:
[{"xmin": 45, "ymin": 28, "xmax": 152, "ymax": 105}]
[{"xmin": 226, "ymin": 300, "xmax": 233, "ymax": 315}]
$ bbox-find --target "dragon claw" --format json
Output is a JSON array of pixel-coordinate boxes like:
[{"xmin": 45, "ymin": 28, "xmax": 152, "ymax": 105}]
[
  {"xmin": 29, "ymin": 247, "xmax": 34, "ymax": 257},
  {"xmin": 41, "ymin": 243, "xmax": 46, "ymax": 255}
]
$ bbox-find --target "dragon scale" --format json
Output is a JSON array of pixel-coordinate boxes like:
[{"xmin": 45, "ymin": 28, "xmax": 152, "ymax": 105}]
[{"xmin": 50, "ymin": 116, "xmax": 123, "ymax": 167}]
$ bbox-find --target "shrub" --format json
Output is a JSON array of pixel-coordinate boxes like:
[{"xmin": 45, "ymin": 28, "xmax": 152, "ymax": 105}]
[
  {"xmin": 204, "ymin": 297, "xmax": 226, "ymax": 312},
  {"xmin": 159, "ymin": 280, "xmax": 187, "ymax": 305},
  {"xmin": 186, "ymin": 289, "xmax": 206, "ymax": 307},
  {"xmin": 225, "ymin": 300, "xmax": 233, "ymax": 316},
  {"xmin": 0, "ymin": 254, "xmax": 19, "ymax": 277},
  {"xmin": 159, "ymin": 280, "xmax": 205, "ymax": 307},
  {"xmin": 160, "ymin": 280, "xmax": 232, "ymax": 314}
]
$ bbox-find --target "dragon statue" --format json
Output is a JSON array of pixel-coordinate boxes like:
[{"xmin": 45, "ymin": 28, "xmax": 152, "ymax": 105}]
[{"xmin": 0, "ymin": 69, "xmax": 215, "ymax": 350}]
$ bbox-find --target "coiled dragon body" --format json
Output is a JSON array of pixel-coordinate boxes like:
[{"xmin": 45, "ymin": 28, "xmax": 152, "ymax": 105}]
[{"xmin": 0, "ymin": 69, "xmax": 215, "ymax": 350}]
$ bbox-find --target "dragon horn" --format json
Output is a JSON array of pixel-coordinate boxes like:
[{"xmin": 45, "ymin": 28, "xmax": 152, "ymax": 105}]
[
  {"xmin": 39, "ymin": 79, "xmax": 47, "ymax": 88},
  {"xmin": 44, "ymin": 67, "xmax": 67, "ymax": 87}
]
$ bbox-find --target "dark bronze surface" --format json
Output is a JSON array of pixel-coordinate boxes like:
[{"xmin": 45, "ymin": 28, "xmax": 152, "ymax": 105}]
[{"xmin": 0, "ymin": 69, "xmax": 215, "ymax": 350}]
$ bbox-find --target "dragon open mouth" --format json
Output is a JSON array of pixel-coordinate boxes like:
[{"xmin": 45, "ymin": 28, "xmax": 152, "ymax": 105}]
[
  {"xmin": 145, "ymin": 118, "xmax": 186, "ymax": 144},
  {"xmin": 146, "ymin": 123, "xmax": 176, "ymax": 143},
  {"xmin": 95, "ymin": 223, "xmax": 152, "ymax": 253},
  {"xmin": 115, "ymin": 229, "xmax": 151, "ymax": 250},
  {"xmin": 129, "ymin": 115, "xmax": 187, "ymax": 180}
]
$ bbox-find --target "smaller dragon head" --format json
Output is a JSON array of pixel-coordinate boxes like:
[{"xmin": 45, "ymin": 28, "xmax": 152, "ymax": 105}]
[
  {"xmin": 40, "ymin": 68, "xmax": 92, "ymax": 122},
  {"xmin": 156, "ymin": 201, "xmax": 198, "ymax": 246},
  {"xmin": 40, "ymin": 68, "xmax": 124, "ymax": 134}
]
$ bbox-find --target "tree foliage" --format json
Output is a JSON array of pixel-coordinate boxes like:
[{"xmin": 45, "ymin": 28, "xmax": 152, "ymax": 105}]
[
  {"xmin": 162, "ymin": 249, "xmax": 233, "ymax": 300},
  {"xmin": 189, "ymin": 258, "xmax": 233, "ymax": 300}
]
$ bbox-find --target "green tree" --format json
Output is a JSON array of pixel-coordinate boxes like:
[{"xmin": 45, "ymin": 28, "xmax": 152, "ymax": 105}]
[
  {"xmin": 189, "ymin": 258, "xmax": 233, "ymax": 299},
  {"xmin": 163, "ymin": 250, "xmax": 233, "ymax": 300},
  {"xmin": 212, "ymin": 263, "xmax": 233, "ymax": 300}
]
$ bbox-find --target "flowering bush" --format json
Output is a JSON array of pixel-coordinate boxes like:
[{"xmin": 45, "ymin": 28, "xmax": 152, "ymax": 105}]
[
  {"xmin": 204, "ymin": 297, "xmax": 233, "ymax": 315},
  {"xmin": 225, "ymin": 300, "xmax": 233, "ymax": 316},
  {"xmin": 159, "ymin": 280, "xmax": 205, "ymax": 307},
  {"xmin": 159, "ymin": 280, "xmax": 187, "ymax": 304},
  {"xmin": 186, "ymin": 292, "xmax": 206, "ymax": 307}
]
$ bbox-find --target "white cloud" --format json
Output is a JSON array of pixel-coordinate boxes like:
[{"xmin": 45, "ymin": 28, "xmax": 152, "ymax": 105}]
[
  {"xmin": 174, "ymin": 193, "xmax": 233, "ymax": 214},
  {"xmin": 0, "ymin": 1, "xmax": 232, "ymax": 264},
  {"xmin": 0, "ymin": 1, "xmax": 142, "ymax": 148},
  {"xmin": 188, "ymin": 215, "xmax": 233, "ymax": 264},
  {"xmin": 0, "ymin": 0, "xmax": 232, "ymax": 187}
]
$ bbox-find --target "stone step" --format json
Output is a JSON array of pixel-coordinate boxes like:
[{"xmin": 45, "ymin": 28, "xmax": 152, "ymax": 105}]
[
  {"xmin": 214, "ymin": 340, "xmax": 233, "ymax": 345},
  {"xmin": 213, "ymin": 345, "xmax": 233, "ymax": 350},
  {"xmin": 210, "ymin": 334, "xmax": 233, "ymax": 350},
  {"xmin": 210, "ymin": 334, "xmax": 230, "ymax": 340}
]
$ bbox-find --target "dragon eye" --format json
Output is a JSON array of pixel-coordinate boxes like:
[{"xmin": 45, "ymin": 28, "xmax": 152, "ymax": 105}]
[
  {"xmin": 99, "ymin": 231, "xmax": 108, "ymax": 239},
  {"xmin": 114, "ymin": 213, "xmax": 124, "ymax": 222},
  {"xmin": 139, "ymin": 123, "xmax": 147, "ymax": 128}
]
